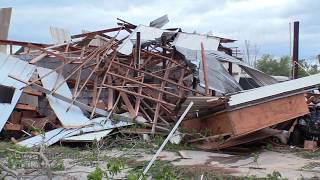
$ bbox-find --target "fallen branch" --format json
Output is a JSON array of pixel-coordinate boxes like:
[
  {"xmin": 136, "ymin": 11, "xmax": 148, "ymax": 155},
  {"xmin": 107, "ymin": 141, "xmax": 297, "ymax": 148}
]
[
  {"xmin": 0, "ymin": 162, "xmax": 20, "ymax": 179},
  {"xmin": 6, "ymin": 146, "xmax": 53, "ymax": 180}
]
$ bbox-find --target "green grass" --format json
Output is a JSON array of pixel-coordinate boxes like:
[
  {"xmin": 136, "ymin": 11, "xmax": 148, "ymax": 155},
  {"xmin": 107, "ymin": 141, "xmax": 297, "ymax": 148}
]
[{"xmin": 296, "ymin": 149, "xmax": 320, "ymax": 159}]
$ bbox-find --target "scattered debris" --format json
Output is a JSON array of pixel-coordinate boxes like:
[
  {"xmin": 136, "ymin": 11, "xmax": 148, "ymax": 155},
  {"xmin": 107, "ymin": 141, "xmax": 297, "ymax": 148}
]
[{"xmin": 0, "ymin": 7, "xmax": 320, "ymax": 179}]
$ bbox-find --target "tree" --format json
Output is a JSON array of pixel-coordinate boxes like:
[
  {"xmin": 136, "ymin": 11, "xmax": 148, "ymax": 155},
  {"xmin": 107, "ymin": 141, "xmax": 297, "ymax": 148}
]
[
  {"xmin": 256, "ymin": 54, "xmax": 290, "ymax": 76},
  {"xmin": 256, "ymin": 54, "xmax": 320, "ymax": 78}
]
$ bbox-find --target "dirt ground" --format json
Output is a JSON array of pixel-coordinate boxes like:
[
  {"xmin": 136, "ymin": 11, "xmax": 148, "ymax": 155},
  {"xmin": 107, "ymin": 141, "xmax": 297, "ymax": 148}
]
[{"xmin": 1, "ymin": 141, "xmax": 320, "ymax": 179}]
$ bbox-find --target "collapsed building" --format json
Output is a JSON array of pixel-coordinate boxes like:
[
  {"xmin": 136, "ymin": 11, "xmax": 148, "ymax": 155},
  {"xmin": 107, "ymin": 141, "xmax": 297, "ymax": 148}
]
[{"xmin": 0, "ymin": 9, "xmax": 318, "ymax": 150}]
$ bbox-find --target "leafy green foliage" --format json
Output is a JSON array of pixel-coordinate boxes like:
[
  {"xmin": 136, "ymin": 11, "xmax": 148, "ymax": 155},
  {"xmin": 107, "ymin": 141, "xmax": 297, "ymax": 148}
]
[
  {"xmin": 297, "ymin": 149, "xmax": 320, "ymax": 159},
  {"xmin": 266, "ymin": 171, "xmax": 288, "ymax": 180},
  {"xmin": 87, "ymin": 158, "xmax": 124, "ymax": 180},
  {"xmin": 52, "ymin": 158, "xmax": 65, "ymax": 171},
  {"xmin": 106, "ymin": 158, "xmax": 124, "ymax": 177},
  {"xmin": 256, "ymin": 55, "xmax": 290, "ymax": 76},
  {"xmin": 6, "ymin": 153, "xmax": 23, "ymax": 169},
  {"xmin": 266, "ymin": 143, "xmax": 273, "ymax": 151},
  {"xmin": 256, "ymin": 54, "xmax": 320, "ymax": 78},
  {"xmin": 87, "ymin": 167, "xmax": 107, "ymax": 180},
  {"xmin": 129, "ymin": 160, "xmax": 182, "ymax": 180}
]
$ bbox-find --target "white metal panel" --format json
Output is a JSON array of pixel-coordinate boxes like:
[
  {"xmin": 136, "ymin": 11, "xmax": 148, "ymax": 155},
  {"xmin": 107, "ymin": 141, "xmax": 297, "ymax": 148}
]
[
  {"xmin": 173, "ymin": 32, "xmax": 220, "ymax": 51},
  {"xmin": 229, "ymin": 73, "xmax": 320, "ymax": 107},
  {"xmin": 0, "ymin": 53, "xmax": 36, "ymax": 131},
  {"xmin": 150, "ymin": 14, "xmax": 169, "ymax": 28},
  {"xmin": 37, "ymin": 67, "xmax": 89, "ymax": 127},
  {"xmin": 49, "ymin": 26, "xmax": 71, "ymax": 44},
  {"xmin": 18, "ymin": 117, "xmax": 132, "ymax": 147},
  {"xmin": 117, "ymin": 25, "xmax": 170, "ymax": 55},
  {"xmin": 61, "ymin": 129, "xmax": 113, "ymax": 142}
]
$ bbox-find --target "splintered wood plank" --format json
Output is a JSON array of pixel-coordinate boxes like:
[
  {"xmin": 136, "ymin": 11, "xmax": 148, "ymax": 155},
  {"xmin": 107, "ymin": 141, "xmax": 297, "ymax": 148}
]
[
  {"xmin": 92, "ymin": 75, "xmax": 98, "ymax": 106},
  {"xmin": 23, "ymin": 88, "xmax": 42, "ymax": 96},
  {"xmin": 29, "ymin": 53, "xmax": 47, "ymax": 64},
  {"xmin": 201, "ymin": 42, "xmax": 209, "ymax": 95},
  {"xmin": 120, "ymin": 92, "xmax": 135, "ymax": 117},
  {"xmin": 4, "ymin": 123, "xmax": 22, "ymax": 131},
  {"xmin": 134, "ymin": 74, "xmax": 144, "ymax": 116},
  {"xmin": 107, "ymin": 76, "xmax": 114, "ymax": 111},
  {"xmin": 151, "ymin": 61, "xmax": 172, "ymax": 134},
  {"xmin": 16, "ymin": 103, "xmax": 37, "ymax": 111}
]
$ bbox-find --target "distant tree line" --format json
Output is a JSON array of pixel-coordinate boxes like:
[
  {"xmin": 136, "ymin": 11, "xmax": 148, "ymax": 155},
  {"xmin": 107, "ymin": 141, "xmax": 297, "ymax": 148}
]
[{"xmin": 255, "ymin": 54, "xmax": 320, "ymax": 78}]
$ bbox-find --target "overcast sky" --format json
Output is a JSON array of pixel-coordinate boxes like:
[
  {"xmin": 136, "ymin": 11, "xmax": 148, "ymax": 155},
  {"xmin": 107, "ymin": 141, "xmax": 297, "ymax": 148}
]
[{"xmin": 2, "ymin": 0, "xmax": 320, "ymax": 61}]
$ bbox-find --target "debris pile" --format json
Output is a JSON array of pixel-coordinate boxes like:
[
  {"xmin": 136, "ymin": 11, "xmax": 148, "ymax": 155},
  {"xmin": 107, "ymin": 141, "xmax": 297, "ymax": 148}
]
[{"xmin": 0, "ymin": 10, "xmax": 319, "ymax": 151}]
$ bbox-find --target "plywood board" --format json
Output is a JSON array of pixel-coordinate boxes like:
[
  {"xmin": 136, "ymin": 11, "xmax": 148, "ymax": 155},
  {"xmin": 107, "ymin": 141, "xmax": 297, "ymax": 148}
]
[
  {"xmin": 181, "ymin": 112, "xmax": 233, "ymax": 135},
  {"xmin": 229, "ymin": 93, "xmax": 309, "ymax": 136}
]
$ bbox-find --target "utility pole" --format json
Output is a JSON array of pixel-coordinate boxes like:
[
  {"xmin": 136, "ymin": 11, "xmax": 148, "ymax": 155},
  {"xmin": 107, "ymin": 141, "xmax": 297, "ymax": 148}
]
[{"xmin": 292, "ymin": 21, "xmax": 299, "ymax": 79}]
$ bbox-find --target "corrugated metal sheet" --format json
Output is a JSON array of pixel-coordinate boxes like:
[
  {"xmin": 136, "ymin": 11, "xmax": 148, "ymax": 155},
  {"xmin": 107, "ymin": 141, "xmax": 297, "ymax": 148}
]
[
  {"xmin": 208, "ymin": 50, "xmax": 278, "ymax": 86},
  {"xmin": 117, "ymin": 25, "xmax": 171, "ymax": 55},
  {"xmin": 18, "ymin": 117, "xmax": 132, "ymax": 147},
  {"xmin": 150, "ymin": 14, "xmax": 169, "ymax": 28},
  {"xmin": 173, "ymin": 32, "xmax": 220, "ymax": 51},
  {"xmin": 37, "ymin": 67, "xmax": 90, "ymax": 127},
  {"xmin": 175, "ymin": 47, "xmax": 242, "ymax": 94},
  {"xmin": 229, "ymin": 73, "xmax": 320, "ymax": 107},
  {"xmin": 0, "ymin": 53, "xmax": 36, "ymax": 131},
  {"xmin": 61, "ymin": 129, "xmax": 113, "ymax": 142}
]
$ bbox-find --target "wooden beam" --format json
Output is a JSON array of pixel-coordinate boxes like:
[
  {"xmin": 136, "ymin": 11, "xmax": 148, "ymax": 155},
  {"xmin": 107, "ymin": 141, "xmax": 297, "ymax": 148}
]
[
  {"xmin": 151, "ymin": 62, "xmax": 171, "ymax": 134},
  {"xmin": 71, "ymin": 27, "xmax": 123, "ymax": 39},
  {"xmin": 201, "ymin": 42, "xmax": 209, "ymax": 96},
  {"xmin": 16, "ymin": 104, "xmax": 37, "ymax": 111},
  {"xmin": 120, "ymin": 93, "xmax": 136, "ymax": 117},
  {"xmin": 107, "ymin": 76, "xmax": 114, "ymax": 111},
  {"xmin": 103, "ymin": 84, "xmax": 176, "ymax": 108},
  {"xmin": 29, "ymin": 53, "xmax": 47, "ymax": 64},
  {"xmin": 106, "ymin": 71, "xmax": 180, "ymax": 98},
  {"xmin": 23, "ymin": 88, "xmax": 42, "ymax": 96},
  {"xmin": 111, "ymin": 60, "xmax": 202, "ymax": 95}
]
